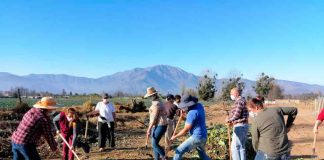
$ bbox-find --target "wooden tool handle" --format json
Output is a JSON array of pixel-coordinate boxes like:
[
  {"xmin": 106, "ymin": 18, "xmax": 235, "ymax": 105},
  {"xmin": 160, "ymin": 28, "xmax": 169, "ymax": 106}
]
[{"xmin": 59, "ymin": 133, "xmax": 81, "ymax": 160}]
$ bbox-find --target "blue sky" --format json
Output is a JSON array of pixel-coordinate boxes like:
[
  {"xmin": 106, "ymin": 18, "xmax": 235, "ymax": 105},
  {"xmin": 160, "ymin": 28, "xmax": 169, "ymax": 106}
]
[{"xmin": 0, "ymin": 0, "xmax": 323, "ymax": 85}]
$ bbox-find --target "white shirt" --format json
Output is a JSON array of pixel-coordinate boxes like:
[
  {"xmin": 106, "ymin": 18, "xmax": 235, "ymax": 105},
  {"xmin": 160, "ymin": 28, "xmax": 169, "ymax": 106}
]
[{"xmin": 95, "ymin": 101, "xmax": 116, "ymax": 122}]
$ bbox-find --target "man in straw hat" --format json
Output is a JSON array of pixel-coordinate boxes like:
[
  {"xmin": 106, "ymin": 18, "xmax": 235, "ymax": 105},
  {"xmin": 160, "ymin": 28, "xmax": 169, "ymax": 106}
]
[
  {"xmin": 11, "ymin": 97, "xmax": 58, "ymax": 160},
  {"xmin": 144, "ymin": 87, "xmax": 168, "ymax": 160},
  {"xmin": 170, "ymin": 94, "xmax": 210, "ymax": 160}
]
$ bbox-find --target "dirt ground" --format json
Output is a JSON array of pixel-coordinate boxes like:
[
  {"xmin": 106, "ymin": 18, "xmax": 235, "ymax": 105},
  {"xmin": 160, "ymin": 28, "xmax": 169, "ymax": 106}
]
[
  {"xmin": 1, "ymin": 101, "xmax": 323, "ymax": 160},
  {"xmin": 69, "ymin": 102, "xmax": 324, "ymax": 160}
]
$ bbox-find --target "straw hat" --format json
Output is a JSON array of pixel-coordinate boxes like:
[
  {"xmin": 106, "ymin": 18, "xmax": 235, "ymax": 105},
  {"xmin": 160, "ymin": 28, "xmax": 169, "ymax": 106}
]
[
  {"xmin": 144, "ymin": 87, "xmax": 158, "ymax": 98},
  {"xmin": 33, "ymin": 97, "xmax": 58, "ymax": 110}
]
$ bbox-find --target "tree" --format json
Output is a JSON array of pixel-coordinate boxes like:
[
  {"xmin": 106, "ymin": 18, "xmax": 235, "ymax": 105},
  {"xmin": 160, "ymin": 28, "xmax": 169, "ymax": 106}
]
[
  {"xmin": 62, "ymin": 89, "xmax": 67, "ymax": 96},
  {"xmin": 268, "ymin": 84, "xmax": 284, "ymax": 100},
  {"xmin": 197, "ymin": 71, "xmax": 217, "ymax": 101},
  {"xmin": 220, "ymin": 73, "xmax": 245, "ymax": 102},
  {"xmin": 180, "ymin": 83, "xmax": 186, "ymax": 96},
  {"xmin": 254, "ymin": 73, "xmax": 275, "ymax": 98},
  {"xmin": 185, "ymin": 88, "xmax": 198, "ymax": 97}
]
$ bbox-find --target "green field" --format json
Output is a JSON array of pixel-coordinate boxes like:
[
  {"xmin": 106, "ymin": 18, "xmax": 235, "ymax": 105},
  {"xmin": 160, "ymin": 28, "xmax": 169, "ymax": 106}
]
[{"xmin": 0, "ymin": 96, "xmax": 214, "ymax": 109}]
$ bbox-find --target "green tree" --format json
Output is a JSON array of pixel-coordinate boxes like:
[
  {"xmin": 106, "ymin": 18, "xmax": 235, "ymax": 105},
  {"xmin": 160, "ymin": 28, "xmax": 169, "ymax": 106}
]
[
  {"xmin": 220, "ymin": 74, "xmax": 245, "ymax": 101},
  {"xmin": 254, "ymin": 73, "xmax": 275, "ymax": 98},
  {"xmin": 197, "ymin": 72, "xmax": 217, "ymax": 101}
]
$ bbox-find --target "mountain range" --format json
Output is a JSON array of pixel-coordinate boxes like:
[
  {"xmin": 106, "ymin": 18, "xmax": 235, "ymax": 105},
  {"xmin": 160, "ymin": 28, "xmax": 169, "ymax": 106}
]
[{"xmin": 1, "ymin": 65, "xmax": 323, "ymax": 95}]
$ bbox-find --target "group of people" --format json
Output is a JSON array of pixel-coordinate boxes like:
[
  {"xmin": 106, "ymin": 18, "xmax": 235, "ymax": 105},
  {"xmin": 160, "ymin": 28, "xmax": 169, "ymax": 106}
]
[
  {"xmin": 144, "ymin": 87, "xmax": 210, "ymax": 160},
  {"xmin": 11, "ymin": 94, "xmax": 117, "ymax": 160},
  {"xmin": 10, "ymin": 86, "xmax": 305, "ymax": 160},
  {"xmin": 226, "ymin": 88, "xmax": 298, "ymax": 160}
]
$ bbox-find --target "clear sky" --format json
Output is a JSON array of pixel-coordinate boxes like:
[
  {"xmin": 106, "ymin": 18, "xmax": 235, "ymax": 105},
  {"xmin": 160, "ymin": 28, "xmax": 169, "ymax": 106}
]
[{"xmin": 0, "ymin": 0, "xmax": 323, "ymax": 85}]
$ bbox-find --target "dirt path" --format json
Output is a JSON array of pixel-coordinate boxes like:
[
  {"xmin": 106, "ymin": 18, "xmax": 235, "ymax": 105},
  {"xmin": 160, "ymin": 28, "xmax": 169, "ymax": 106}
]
[{"xmin": 288, "ymin": 103, "xmax": 323, "ymax": 159}]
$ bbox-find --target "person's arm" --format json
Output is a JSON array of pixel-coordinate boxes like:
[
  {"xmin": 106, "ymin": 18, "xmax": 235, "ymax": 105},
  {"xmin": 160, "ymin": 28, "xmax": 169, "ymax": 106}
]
[
  {"xmin": 41, "ymin": 118, "xmax": 58, "ymax": 151},
  {"xmin": 86, "ymin": 103, "xmax": 100, "ymax": 117},
  {"xmin": 53, "ymin": 113, "xmax": 60, "ymax": 132},
  {"xmin": 280, "ymin": 107, "xmax": 298, "ymax": 129},
  {"xmin": 171, "ymin": 111, "xmax": 195, "ymax": 141},
  {"xmin": 228, "ymin": 102, "xmax": 243, "ymax": 123},
  {"xmin": 314, "ymin": 109, "xmax": 324, "ymax": 133},
  {"xmin": 172, "ymin": 123, "xmax": 192, "ymax": 139},
  {"xmin": 314, "ymin": 120, "xmax": 323, "ymax": 134},
  {"xmin": 147, "ymin": 106, "xmax": 160, "ymax": 136},
  {"xmin": 251, "ymin": 121, "xmax": 259, "ymax": 151},
  {"xmin": 71, "ymin": 122, "xmax": 77, "ymax": 148}
]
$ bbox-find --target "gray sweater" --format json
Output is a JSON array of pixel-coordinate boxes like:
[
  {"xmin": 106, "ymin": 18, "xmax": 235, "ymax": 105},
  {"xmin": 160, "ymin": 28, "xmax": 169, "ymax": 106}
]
[{"xmin": 251, "ymin": 107, "xmax": 297, "ymax": 156}]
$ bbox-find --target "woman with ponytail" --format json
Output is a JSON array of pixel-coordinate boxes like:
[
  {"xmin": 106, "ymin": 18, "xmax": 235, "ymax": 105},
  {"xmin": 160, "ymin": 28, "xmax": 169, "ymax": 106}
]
[{"xmin": 53, "ymin": 108, "xmax": 79, "ymax": 160}]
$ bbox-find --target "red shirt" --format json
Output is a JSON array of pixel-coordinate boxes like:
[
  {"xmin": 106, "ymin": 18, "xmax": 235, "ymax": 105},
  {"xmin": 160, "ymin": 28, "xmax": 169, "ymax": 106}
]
[
  {"xmin": 58, "ymin": 112, "xmax": 73, "ymax": 134},
  {"xmin": 317, "ymin": 108, "xmax": 324, "ymax": 121},
  {"xmin": 11, "ymin": 108, "xmax": 57, "ymax": 150}
]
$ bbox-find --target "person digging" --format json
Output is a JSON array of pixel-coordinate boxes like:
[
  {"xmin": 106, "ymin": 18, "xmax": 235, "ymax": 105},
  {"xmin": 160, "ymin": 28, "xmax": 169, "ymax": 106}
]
[
  {"xmin": 11, "ymin": 97, "xmax": 58, "ymax": 160},
  {"xmin": 53, "ymin": 107, "xmax": 82, "ymax": 160},
  {"xmin": 170, "ymin": 94, "xmax": 210, "ymax": 160}
]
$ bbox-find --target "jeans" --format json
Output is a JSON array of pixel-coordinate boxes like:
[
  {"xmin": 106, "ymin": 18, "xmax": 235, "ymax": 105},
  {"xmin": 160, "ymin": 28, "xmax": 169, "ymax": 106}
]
[
  {"xmin": 231, "ymin": 123, "xmax": 249, "ymax": 160},
  {"xmin": 12, "ymin": 142, "xmax": 41, "ymax": 160},
  {"xmin": 98, "ymin": 121, "xmax": 115, "ymax": 148},
  {"xmin": 255, "ymin": 150, "xmax": 290, "ymax": 160},
  {"xmin": 151, "ymin": 125, "xmax": 167, "ymax": 160},
  {"xmin": 173, "ymin": 136, "xmax": 210, "ymax": 160}
]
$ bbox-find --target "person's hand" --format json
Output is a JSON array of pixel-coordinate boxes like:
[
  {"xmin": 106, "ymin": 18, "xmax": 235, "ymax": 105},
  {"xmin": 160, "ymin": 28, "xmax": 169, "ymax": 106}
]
[
  {"xmin": 56, "ymin": 130, "xmax": 60, "ymax": 135},
  {"xmin": 314, "ymin": 127, "xmax": 319, "ymax": 134},
  {"xmin": 146, "ymin": 128, "xmax": 151, "ymax": 137},
  {"xmin": 179, "ymin": 110, "xmax": 186, "ymax": 120},
  {"xmin": 170, "ymin": 135, "xmax": 176, "ymax": 143}
]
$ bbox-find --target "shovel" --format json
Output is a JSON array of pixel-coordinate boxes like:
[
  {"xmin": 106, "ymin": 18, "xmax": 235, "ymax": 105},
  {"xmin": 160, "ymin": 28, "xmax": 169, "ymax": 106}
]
[
  {"xmin": 312, "ymin": 133, "xmax": 318, "ymax": 159},
  {"xmin": 226, "ymin": 110, "xmax": 232, "ymax": 160},
  {"xmin": 145, "ymin": 133, "xmax": 149, "ymax": 149},
  {"xmin": 59, "ymin": 133, "xmax": 81, "ymax": 160}
]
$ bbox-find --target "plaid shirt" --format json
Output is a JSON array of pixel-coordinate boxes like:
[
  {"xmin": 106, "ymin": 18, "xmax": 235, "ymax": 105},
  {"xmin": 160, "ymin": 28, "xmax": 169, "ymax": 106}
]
[
  {"xmin": 11, "ymin": 108, "xmax": 57, "ymax": 150},
  {"xmin": 228, "ymin": 97, "xmax": 248, "ymax": 124}
]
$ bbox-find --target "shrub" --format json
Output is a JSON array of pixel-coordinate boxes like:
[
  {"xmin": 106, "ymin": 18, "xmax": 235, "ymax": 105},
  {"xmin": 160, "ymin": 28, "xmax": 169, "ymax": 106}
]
[
  {"xmin": 206, "ymin": 124, "xmax": 255, "ymax": 160},
  {"xmin": 79, "ymin": 100, "xmax": 95, "ymax": 114}
]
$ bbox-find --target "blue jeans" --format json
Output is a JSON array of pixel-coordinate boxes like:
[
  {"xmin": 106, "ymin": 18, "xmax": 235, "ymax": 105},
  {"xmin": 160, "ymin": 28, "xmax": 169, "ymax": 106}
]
[
  {"xmin": 255, "ymin": 150, "xmax": 290, "ymax": 160},
  {"xmin": 12, "ymin": 142, "xmax": 41, "ymax": 160},
  {"xmin": 231, "ymin": 124, "xmax": 249, "ymax": 160},
  {"xmin": 173, "ymin": 136, "xmax": 210, "ymax": 160},
  {"xmin": 151, "ymin": 125, "xmax": 167, "ymax": 160}
]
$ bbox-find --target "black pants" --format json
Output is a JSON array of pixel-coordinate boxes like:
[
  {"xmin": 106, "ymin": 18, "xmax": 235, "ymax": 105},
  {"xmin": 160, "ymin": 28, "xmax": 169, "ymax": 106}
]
[{"xmin": 98, "ymin": 122, "xmax": 115, "ymax": 148}]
